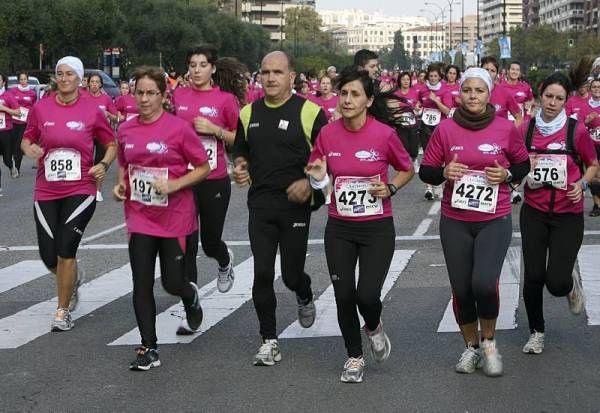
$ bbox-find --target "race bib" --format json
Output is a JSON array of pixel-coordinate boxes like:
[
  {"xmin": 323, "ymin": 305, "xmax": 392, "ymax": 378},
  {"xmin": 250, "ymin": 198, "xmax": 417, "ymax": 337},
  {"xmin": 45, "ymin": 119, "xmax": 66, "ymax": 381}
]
[
  {"xmin": 451, "ymin": 170, "xmax": 499, "ymax": 214},
  {"xmin": 12, "ymin": 107, "xmax": 29, "ymax": 122},
  {"xmin": 0, "ymin": 112, "xmax": 5, "ymax": 129},
  {"xmin": 202, "ymin": 136, "xmax": 217, "ymax": 171},
  {"xmin": 129, "ymin": 164, "xmax": 169, "ymax": 207},
  {"xmin": 590, "ymin": 127, "xmax": 600, "ymax": 142},
  {"xmin": 526, "ymin": 154, "xmax": 567, "ymax": 190},
  {"xmin": 422, "ymin": 108, "xmax": 441, "ymax": 126},
  {"xmin": 44, "ymin": 148, "xmax": 81, "ymax": 182},
  {"xmin": 334, "ymin": 175, "xmax": 383, "ymax": 217}
]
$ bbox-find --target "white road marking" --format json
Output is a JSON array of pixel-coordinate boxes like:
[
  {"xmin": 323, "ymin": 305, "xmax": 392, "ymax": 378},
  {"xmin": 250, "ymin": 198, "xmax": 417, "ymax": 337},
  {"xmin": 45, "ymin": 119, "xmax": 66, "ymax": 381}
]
[
  {"xmin": 577, "ymin": 245, "xmax": 600, "ymax": 325},
  {"xmin": 428, "ymin": 202, "xmax": 441, "ymax": 216},
  {"xmin": 81, "ymin": 223, "xmax": 126, "ymax": 244},
  {"xmin": 0, "ymin": 261, "xmax": 49, "ymax": 294},
  {"xmin": 437, "ymin": 246, "xmax": 521, "ymax": 332},
  {"xmin": 412, "ymin": 219, "xmax": 433, "ymax": 237},
  {"xmin": 280, "ymin": 250, "xmax": 415, "ymax": 339}
]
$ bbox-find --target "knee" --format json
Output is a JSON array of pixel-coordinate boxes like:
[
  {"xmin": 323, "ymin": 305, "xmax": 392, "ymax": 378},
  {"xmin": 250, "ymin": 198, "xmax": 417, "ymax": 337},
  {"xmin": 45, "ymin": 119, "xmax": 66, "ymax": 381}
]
[
  {"xmin": 546, "ymin": 276, "xmax": 572, "ymax": 297},
  {"xmin": 200, "ymin": 241, "xmax": 220, "ymax": 259},
  {"xmin": 472, "ymin": 277, "xmax": 498, "ymax": 302},
  {"xmin": 356, "ymin": 289, "xmax": 380, "ymax": 311},
  {"xmin": 161, "ymin": 276, "xmax": 183, "ymax": 296}
]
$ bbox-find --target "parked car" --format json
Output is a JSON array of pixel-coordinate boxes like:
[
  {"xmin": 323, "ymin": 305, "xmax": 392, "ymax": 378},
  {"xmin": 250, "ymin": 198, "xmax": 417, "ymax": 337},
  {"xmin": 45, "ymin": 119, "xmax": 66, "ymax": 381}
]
[{"xmin": 7, "ymin": 76, "xmax": 45, "ymax": 100}]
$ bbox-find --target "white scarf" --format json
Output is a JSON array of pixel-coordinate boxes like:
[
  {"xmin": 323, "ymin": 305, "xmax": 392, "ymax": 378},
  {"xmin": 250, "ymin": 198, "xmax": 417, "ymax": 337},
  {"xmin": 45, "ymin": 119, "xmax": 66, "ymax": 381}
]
[
  {"xmin": 0, "ymin": 87, "xmax": 5, "ymax": 95},
  {"xmin": 426, "ymin": 80, "xmax": 441, "ymax": 91},
  {"xmin": 589, "ymin": 97, "xmax": 600, "ymax": 109},
  {"xmin": 535, "ymin": 108, "xmax": 567, "ymax": 136},
  {"xmin": 17, "ymin": 84, "xmax": 30, "ymax": 92}
]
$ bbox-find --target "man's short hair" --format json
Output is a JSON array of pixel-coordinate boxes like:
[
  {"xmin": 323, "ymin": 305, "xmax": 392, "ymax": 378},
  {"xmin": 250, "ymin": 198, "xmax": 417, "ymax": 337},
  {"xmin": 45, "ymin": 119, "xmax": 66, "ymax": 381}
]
[{"xmin": 353, "ymin": 49, "xmax": 378, "ymax": 68}]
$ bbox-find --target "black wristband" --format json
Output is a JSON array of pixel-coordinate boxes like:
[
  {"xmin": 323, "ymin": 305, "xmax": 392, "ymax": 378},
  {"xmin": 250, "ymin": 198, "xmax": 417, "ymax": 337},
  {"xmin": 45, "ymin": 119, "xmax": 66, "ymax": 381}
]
[
  {"xmin": 387, "ymin": 183, "xmax": 398, "ymax": 197},
  {"xmin": 99, "ymin": 161, "xmax": 109, "ymax": 171}
]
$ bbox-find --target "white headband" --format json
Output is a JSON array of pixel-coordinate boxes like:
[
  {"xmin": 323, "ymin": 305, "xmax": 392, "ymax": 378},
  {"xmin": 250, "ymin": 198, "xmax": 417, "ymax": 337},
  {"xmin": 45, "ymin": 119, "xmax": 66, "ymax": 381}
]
[
  {"xmin": 56, "ymin": 56, "xmax": 84, "ymax": 81},
  {"xmin": 460, "ymin": 67, "xmax": 494, "ymax": 92}
]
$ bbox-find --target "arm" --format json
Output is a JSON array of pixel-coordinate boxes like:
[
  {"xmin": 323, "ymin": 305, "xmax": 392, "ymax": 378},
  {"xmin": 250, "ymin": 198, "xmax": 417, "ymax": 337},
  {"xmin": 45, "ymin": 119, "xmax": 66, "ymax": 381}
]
[{"xmin": 153, "ymin": 162, "xmax": 211, "ymax": 195}]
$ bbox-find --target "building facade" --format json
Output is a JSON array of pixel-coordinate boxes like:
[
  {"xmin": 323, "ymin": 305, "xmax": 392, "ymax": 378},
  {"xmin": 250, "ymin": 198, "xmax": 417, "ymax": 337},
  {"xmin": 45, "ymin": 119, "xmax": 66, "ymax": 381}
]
[
  {"xmin": 583, "ymin": 0, "xmax": 599, "ymax": 33},
  {"xmin": 480, "ymin": 0, "xmax": 523, "ymax": 43},
  {"xmin": 538, "ymin": 0, "xmax": 585, "ymax": 31},
  {"xmin": 241, "ymin": 0, "xmax": 316, "ymax": 42},
  {"xmin": 522, "ymin": 0, "xmax": 540, "ymax": 28}
]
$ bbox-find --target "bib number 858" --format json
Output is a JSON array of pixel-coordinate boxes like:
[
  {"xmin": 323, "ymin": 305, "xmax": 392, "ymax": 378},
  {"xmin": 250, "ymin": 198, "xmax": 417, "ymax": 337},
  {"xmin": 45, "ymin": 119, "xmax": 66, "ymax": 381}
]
[{"xmin": 49, "ymin": 159, "xmax": 73, "ymax": 172}]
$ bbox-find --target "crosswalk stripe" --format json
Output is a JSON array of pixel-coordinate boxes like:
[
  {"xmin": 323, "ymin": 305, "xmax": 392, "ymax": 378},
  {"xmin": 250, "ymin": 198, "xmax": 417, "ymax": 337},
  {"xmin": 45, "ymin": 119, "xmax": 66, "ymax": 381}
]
[
  {"xmin": 279, "ymin": 250, "xmax": 415, "ymax": 339},
  {"xmin": 109, "ymin": 256, "xmax": 284, "ymax": 346},
  {"xmin": 577, "ymin": 245, "xmax": 600, "ymax": 325},
  {"xmin": 0, "ymin": 260, "xmax": 49, "ymax": 295},
  {"xmin": 0, "ymin": 262, "xmax": 159, "ymax": 349},
  {"xmin": 437, "ymin": 246, "xmax": 521, "ymax": 333}
]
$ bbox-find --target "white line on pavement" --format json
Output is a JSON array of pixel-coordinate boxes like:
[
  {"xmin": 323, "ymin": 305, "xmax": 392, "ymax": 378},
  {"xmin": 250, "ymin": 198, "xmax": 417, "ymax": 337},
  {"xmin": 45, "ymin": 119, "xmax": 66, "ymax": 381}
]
[
  {"xmin": 0, "ymin": 261, "xmax": 49, "ymax": 294},
  {"xmin": 81, "ymin": 223, "xmax": 126, "ymax": 244},
  {"xmin": 577, "ymin": 245, "xmax": 600, "ymax": 325},
  {"xmin": 427, "ymin": 202, "xmax": 441, "ymax": 216},
  {"xmin": 437, "ymin": 246, "xmax": 521, "ymax": 333},
  {"xmin": 279, "ymin": 250, "xmax": 415, "ymax": 339},
  {"xmin": 412, "ymin": 219, "xmax": 433, "ymax": 237}
]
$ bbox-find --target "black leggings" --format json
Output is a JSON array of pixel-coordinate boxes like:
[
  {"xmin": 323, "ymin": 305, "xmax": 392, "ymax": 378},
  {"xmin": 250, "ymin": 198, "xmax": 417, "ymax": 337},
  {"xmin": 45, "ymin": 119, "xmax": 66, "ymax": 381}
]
[
  {"xmin": 440, "ymin": 214, "xmax": 512, "ymax": 325},
  {"xmin": 249, "ymin": 207, "xmax": 313, "ymax": 340},
  {"xmin": 0, "ymin": 130, "xmax": 13, "ymax": 178},
  {"xmin": 33, "ymin": 194, "xmax": 96, "ymax": 270},
  {"xmin": 11, "ymin": 123, "xmax": 25, "ymax": 171},
  {"xmin": 194, "ymin": 177, "xmax": 231, "ymax": 272},
  {"xmin": 419, "ymin": 123, "xmax": 435, "ymax": 151},
  {"xmin": 520, "ymin": 203, "xmax": 584, "ymax": 333},
  {"xmin": 129, "ymin": 232, "xmax": 198, "ymax": 349},
  {"xmin": 398, "ymin": 127, "xmax": 419, "ymax": 160},
  {"xmin": 324, "ymin": 217, "xmax": 395, "ymax": 358}
]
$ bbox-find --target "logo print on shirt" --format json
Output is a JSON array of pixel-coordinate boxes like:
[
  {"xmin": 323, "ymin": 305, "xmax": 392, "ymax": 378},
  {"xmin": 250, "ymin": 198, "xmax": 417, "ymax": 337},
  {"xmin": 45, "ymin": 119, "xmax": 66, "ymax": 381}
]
[
  {"xmin": 478, "ymin": 143, "xmax": 502, "ymax": 155},
  {"xmin": 124, "ymin": 143, "xmax": 135, "ymax": 150},
  {"xmin": 249, "ymin": 122, "xmax": 259, "ymax": 129},
  {"xmin": 516, "ymin": 91, "xmax": 526, "ymax": 97},
  {"xmin": 450, "ymin": 146, "xmax": 464, "ymax": 152},
  {"xmin": 494, "ymin": 104, "xmax": 501, "ymax": 112},
  {"xmin": 547, "ymin": 142, "xmax": 564, "ymax": 150},
  {"xmin": 146, "ymin": 142, "xmax": 168, "ymax": 154},
  {"xmin": 354, "ymin": 149, "xmax": 380, "ymax": 162},
  {"xmin": 177, "ymin": 106, "xmax": 189, "ymax": 112},
  {"xmin": 24, "ymin": 96, "xmax": 32, "ymax": 101},
  {"xmin": 199, "ymin": 106, "xmax": 218, "ymax": 117},
  {"xmin": 99, "ymin": 105, "xmax": 106, "ymax": 111},
  {"xmin": 328, "ymin": 151, "xmax": 341, "ymax": 157},
  {"xmin": 66, "ymin": 121, "xmax": 85, "ymax": 131},
  {"xmin": 43, "ymin": 121, "xmax": 55, "ymax": 127},
  {"xmin": 278, "ymin": 119, "xmax": 289, "ymax": 130}
]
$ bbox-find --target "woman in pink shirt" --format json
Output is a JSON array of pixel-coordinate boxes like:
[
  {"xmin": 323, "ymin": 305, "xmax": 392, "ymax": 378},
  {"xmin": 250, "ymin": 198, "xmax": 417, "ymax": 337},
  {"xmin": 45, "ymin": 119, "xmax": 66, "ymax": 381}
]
[
  {"xmin": 441, "ymin": 65, "xmax": 461, "ymax": 115},
  {"xmin": 519, "ymin": 71, "xmax": 598, "ymax": 355},
  {"xmin": 481, "ymin": 56, "xmax": 523, "ymax": 126},
  {"xmin": 21, "ymin": 56, "xmax": 117, "ymax": 331},
  {"xmin": 113, "ymin": 66, "xmax": 210, "ymax": 371},
  {"xmin": 305, "ymin": 68, "xmax": 414, "ymax": 383},
  {"xmin": 502, "ymin": 61, "xmax": 534, "ymax": 122},
  {"xmin": 420, "ymin": 67, "xmax": 530, "ymax": 377},
  {"xmin": 577, "ymin": 76, "xmax": 600, "ymax": 216},
  {"xmin": 0, "ymin": 73, "xmax": 21, "ymax": 195},
  {"xmin": 312, "ymin": 75, "xmax": 339, "ymax": 121},
  {"xmin": 115, "ymin": 80, "xmax": 138, "ymax": 123},
  {"xmin": 9, "ymin": 71, "xmax": 38, "ymax": 177},
  {"xmin": 172, "ymin": 46, "xmax": 243, "ymax": 329},
  {"xmin": 394, "ymin": 72, "xmax": 420, "ymax": 162}
]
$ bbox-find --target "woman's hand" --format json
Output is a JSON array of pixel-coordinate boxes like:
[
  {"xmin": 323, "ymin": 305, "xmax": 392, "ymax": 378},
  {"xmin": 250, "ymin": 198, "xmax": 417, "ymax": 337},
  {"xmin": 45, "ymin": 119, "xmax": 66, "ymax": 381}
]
[
  {"xmin": 304, "ymin": 156, "xmax": 327, "ymax": 182},
  {"xmin": 484, "ymin": 160, "xmax": 508, "ymax": 185},
  {"xmin": 193, "ymin": 117, "xmax": 218, "ymax": 136},
  {"xmin": 113, "ymin": 182, "xmax": 126, "ymax": 201},
  {"xmin": 368, "ymin": 179, "xmax": 391, "ymax": 199},
  {"xmin": 567, "ymin": 181, "xmax": 584, "ymax": 203},
  {"xmin": 443, "ymin": 154, "xmax": 469, "ymax": 181},
  {"xmin": 153, "ymin": 178, "xmax": 178, "ymax": 195},
  {"xmin": 22, "ymin": 143, "xmax": 44, "ymax": 160}
]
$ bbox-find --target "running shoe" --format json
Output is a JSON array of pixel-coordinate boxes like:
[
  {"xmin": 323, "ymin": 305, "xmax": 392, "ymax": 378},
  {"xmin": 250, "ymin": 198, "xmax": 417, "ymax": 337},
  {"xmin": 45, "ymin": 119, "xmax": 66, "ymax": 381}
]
[
  {"xmin": 433, "ymin": 185, "xmax": 443, "ymax": 199},
  {"xmin": 68, "ymin": 265, "xmax": 84, "ymax": 312},
  {"xmin": 340, "ymin": 357, "xmax": 365, "ymax": 383},
  {"xmin": 365, "ymin": 322, "xmax": 391, "ymax": 363},
  {"xmin": 455, "ymin": 345, "xmax": 481, "ymax": 374},
  {"xmin": 478, "ymin": 339, "xmax": 503, "ymax": 377},
  {"xmin": 96, "ymin": 191, "xmax": 104, "ymax": 202},
  {"xmin": 568, "ymin": 271, "xmax": 585, "ymax": 315},
  {"xmin": 184, "ymin": 282, "xmax": 203, "ymax": 332},
  {"xmin": 522, "ymin": 331, "xmax": 545, "ymax": 354},
  {"xmin": 129, "ymin": 347, "xmax": 160, "ymax": 371},
  {"xmin": 10, "ymin": 166, "xmax": 19, "ymax": 178},
  {"xmin": 297, "ymin": 294, "xmax": 316, "ymax": 328},
  {"xmin": 217, "ymin": 248, "xmax": 235, "ymax": 293},
  {"xmin": 511, "ymin": 192, "xmax": 522, "ymax": 204},
  {"xmin": 424, "ymin": 185, "xmax": 434, "ymax": 201},
  {"xmin": 412, "ymin": 159, "xmax": 420, "ymax": 173},
  {"xmin": 253, "ymin": 339, "xmax": 282, "ymax": 366},
  {"xmin": 51, "ymin": 308, "xmax": 74, "ymax": 332},
  {"xmin": 0, "ymin": 187, "xmax": 3, "ymax": 197},
  {"xmin": 589, "ymin": 205, "xmax": 600, "ymax": 217}
]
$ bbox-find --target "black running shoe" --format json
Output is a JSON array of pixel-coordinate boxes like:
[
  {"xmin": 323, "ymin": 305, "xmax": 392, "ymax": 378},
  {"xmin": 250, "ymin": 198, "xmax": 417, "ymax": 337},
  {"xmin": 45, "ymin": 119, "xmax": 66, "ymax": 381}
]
[
  {"xmin": 590, "ymin": 205, "xmax": 600, "ymax": 217},
  {"xmin": 129, "ymin": 347, "xmax": 160, "ymax": 371},
  {"xmin": 184, "ymin": 282, "xmax": 203, "ymax": 332}
]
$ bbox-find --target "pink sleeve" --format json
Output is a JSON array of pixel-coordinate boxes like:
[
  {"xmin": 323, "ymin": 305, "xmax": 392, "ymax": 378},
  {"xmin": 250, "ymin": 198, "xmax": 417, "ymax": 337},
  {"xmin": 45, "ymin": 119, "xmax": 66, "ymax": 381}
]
[
  {"xmin": 506, "ymin": 92, "xmax": 521, "ymax": 117},
  {"xmin": 308, "ymin": 130, "xmax": 325, "ymax": 163},
  {"xmin": 386, "ymin": 129, "xmax": 412, "ymax": 171},
  {"xmin": 421, "ymin": 126, "xmax": 446, "ymax": 167},
  {"xmin": 224, "ymin": 94, "xmax": 239, "ymax": 131},
  {"xmin": 506, "ymin": 124, "xmax": 529, "ymax": 163},
  {"xmin": 442, "ymin": 90, "xmax": 457, "ymax": 108},
  {"xmin": 106, "ymin": 96, "xmax": 117, "ymax": 115},
  {"xmin": 116, "ymin": 136, "xmax": 126, "ymax": 167},
  {"xmin": 115, "ymin": 96, "xmax": 124, "ymax": 113},
  {"xmin": 93, "ymin": 109, "xmax": 116, "ymax": 145},
  {"xmin": 575, "ymin": 123, "xmax": 598, "ymax": 166},
  {"xmin": 23, "ymin": 105, "xmax": 40, "ymax": 143},
  {"xmin": 526, "ymin": 86, "xmax": 534, "ymax": 101},
  {"xmin": 181, "ymin": 123, "xmax": 209, "ymax": 167}
]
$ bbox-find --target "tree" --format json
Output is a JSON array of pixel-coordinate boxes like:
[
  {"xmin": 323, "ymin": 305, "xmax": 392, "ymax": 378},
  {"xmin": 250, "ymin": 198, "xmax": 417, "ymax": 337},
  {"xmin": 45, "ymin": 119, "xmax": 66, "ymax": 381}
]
[{"xmin": 379, "ymin": 30, "xmax": 410, "ymax": 70}]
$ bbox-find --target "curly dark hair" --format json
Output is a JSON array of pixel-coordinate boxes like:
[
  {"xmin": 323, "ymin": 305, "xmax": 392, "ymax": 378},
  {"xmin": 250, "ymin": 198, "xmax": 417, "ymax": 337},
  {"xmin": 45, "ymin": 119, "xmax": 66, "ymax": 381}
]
[{"xmin": 213, "ymin": 57, "xmax": 248, "ymax": 106}]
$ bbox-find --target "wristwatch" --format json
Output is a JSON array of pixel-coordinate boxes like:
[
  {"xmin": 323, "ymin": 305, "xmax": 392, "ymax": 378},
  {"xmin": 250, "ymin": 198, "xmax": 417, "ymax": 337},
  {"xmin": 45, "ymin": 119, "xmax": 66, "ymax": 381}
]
[
  {"xmin": 505, "ymin": 169, "xmax": 513, "ymax": 183},
  {"xmin": 387, "ymin": 183, "xmax": 398, "ymax": 196},
  {"xmin": 580, "ymin": 179, "xmax": 589, "ymax": 191},
  {"xmin": 99, "ymin": 161, "xmax": 110, "ymax": 171}
]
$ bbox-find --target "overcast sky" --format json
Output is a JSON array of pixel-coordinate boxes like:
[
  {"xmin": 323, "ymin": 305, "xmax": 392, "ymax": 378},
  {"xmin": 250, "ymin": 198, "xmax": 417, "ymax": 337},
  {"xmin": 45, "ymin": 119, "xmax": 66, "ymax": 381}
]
[{"xmin": 316, "ymin": 0, "xmax": 477, "ymax": 18}]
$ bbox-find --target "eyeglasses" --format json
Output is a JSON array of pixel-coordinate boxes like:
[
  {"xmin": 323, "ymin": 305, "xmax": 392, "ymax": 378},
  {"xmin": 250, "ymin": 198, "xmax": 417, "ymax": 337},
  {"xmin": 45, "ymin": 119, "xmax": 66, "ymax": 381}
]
[{"xmin": 135, "ymin": 90, "xmax": 162, "ymax": 97}]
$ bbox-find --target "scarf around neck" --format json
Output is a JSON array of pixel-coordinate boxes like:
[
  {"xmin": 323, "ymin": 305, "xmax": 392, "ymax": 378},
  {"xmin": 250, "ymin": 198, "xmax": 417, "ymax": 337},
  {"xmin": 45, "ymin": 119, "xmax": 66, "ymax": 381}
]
[
  {"xmin": 589, "ymin": 97, "xmax": 600, "ymax": 109},
  {"xmin": 452, "ymin": 103, "xmax": 496, "ymax": 130},
  {"xmin": 426, "ymin": 80, "xmax": 441, "ymax": 91},
  {"xmin": 535, "ymin": 109, "xmax": 567, "ymax": 136},
  {"xmin": 17, "ymin": 84, "xmax": 30, "ymax": 92}
]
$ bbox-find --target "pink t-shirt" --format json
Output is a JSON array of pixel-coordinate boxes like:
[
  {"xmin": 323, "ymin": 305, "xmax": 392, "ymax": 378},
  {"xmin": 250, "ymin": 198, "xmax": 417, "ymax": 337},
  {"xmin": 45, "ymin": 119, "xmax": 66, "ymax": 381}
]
[
  {"xmin": 418, "ymin": 83, "xmax": 447, "ymax": 110},
  {"xmin": 23, "ymin": 95, "xmax": 116, "ymax": 201},
  {"xmin": 312, "ymin": 95, "xmax": 339, "ymax": 121},
  {"xmin": 441, "ymin": 83, "xmax": 461, "ymax": 110},
  {"xmin": 572, "ymin": 99, "xmax": 600, "ymax": 145},
  {"xmin": 500, "ymin": 81, "xmax": 534, "ymax": 120},
  {"xmin": 519, "ymin": 120, "xmax": 597, "ymax": 214},
  {"xmin": 309, "ymin": 116, "xmax": 412, "ymax": 222},
  {"xmin": 245, "ymin": 86, "xmax": 264, "ymax": 103},
  {"xmin": 172, "ymin": 86, "xmax": 239, "ymax": 180},
  {"xmin": 490, "ymin": 85, "xmax": 521, "ymax": 120},
  {"xmin": 117, "ymin": 112, "xmax": 209, "ymax": 238},
  {"xmin": 565, "ymin": 95, "xmax": 589, "ymax": 121},
  {"xmin": 394, "ymin": 87, "xmax": 419, "ymax": 109},
  {"xmin": 115, "ymin": 94, "xmax": 138, "ymax": 121},
  {"xmin": 0, "ymin": 90, "xmax": 19, "ymax": 131},
  {"xmin": 422, "ymin": 116, "xmax": 529, "ymax": 222},
  {"xmin": 9, "ymin": 88, "xmax": 37, "ymax": 125},
  {"xmin": 87, "ymin": 93, "xmax": 117, "ymax": 115}
]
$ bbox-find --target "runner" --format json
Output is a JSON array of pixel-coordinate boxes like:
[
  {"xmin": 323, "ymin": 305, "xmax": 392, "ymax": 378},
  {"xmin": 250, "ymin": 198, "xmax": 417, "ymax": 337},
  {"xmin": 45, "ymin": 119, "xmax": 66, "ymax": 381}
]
[
  {"xmin": 113, "ymin": 65, "xmax": 210, "ymax": 371},
  {"xmin": 394, "ymin": 72, "xmax": 420, "ymax": 164},
  {"xmin": 9, "ymin": 71, "xmax": 37, "ymax": 178},
  {"xmin": 172, "ymin": 47, "xmax": 241, "ymax": 329},
  {"xmin": 312, "ymin": 75, "xmax": 339, "ymax": 121},
  {"xmin": 0, "ymin": 73, "xmax": 21, "ymax": 195},
  {"xmin": 21, "ymin": 56, "xmax": 116, "ymax": 331},
  {"xmin": 232, "ymin": 51, "xmax": 327, "ymax": 366},
  {"xmin": 519, "ymin": 71, "xmax": 599, "ymax": 355},
  {"xmin": 441, "ymin": 65, "xmax": 461, "ymax": 116},
  {"xmin": 481, "ymin": 56, "xmax": 523, "ymax": 125},
  {"xmin": 419, "ymin": 67, "xmax": 530, "ymax": 377},
  {"xmin": 115, "ymin": 80, "xmax": 138, "ymax": 124},
  {"xmin": 305, "ymin": 67, "xmax": 414, "ymax": 383}
]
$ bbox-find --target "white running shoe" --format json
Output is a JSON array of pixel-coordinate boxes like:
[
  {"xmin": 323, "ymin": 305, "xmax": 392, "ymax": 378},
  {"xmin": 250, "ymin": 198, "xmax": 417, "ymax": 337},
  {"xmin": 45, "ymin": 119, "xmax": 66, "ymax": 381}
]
[
  {"xmin": 253, "ymin": 339, "xmax": 282, "ymax": 366},
  {"xmin": 522, "ymin": 331, "xmax": 545, "ymax": 354},
  {"xmin": 51, "ymin": 308, "xmax": 74, "ymax": 332},
  {"xmin": 340, "ymin": 357, "xmax": 365, "ymax": 383},
  {"xmin": 479, "ymin": 339, "xmax": 503, "ymax": 377},
  {"xmin": 455, "ymin": 345, "xmax": 481, "ymax": 374},
  {"xmin": 424, "ymin": 185, "xmax": 434, "ymax": 201},
  {"xmin": 568, "ymin": 271, "xmax": 585, "ymax": 315},
  {"xmin": 365, "ymin": 322, "xmax": 391, "ymax": 363},
  {"xmin": 68, "ymin": 265, "xmax": 84, "ymax": 312},
  {"xmin": 11, "ymin": 166, "xmax": 19, "ymax": 178},
  {"xmin": 217, "ymin": 248, "xmax": 235, "ymax": 293},
  {"xmin": 96, "ymin": 191, "xmax": 104, "ymax": 202},
  {"xmin": 412, "ymin": 159, "xmax": 420, "ymax": 173}
]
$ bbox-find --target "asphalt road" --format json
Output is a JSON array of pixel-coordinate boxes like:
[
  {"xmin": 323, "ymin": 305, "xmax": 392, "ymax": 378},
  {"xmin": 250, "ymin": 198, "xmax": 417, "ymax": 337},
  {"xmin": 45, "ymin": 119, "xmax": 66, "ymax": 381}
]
[{"xmin": 1, "ymin": 156, "xmax": 600, "ymax": 413}]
